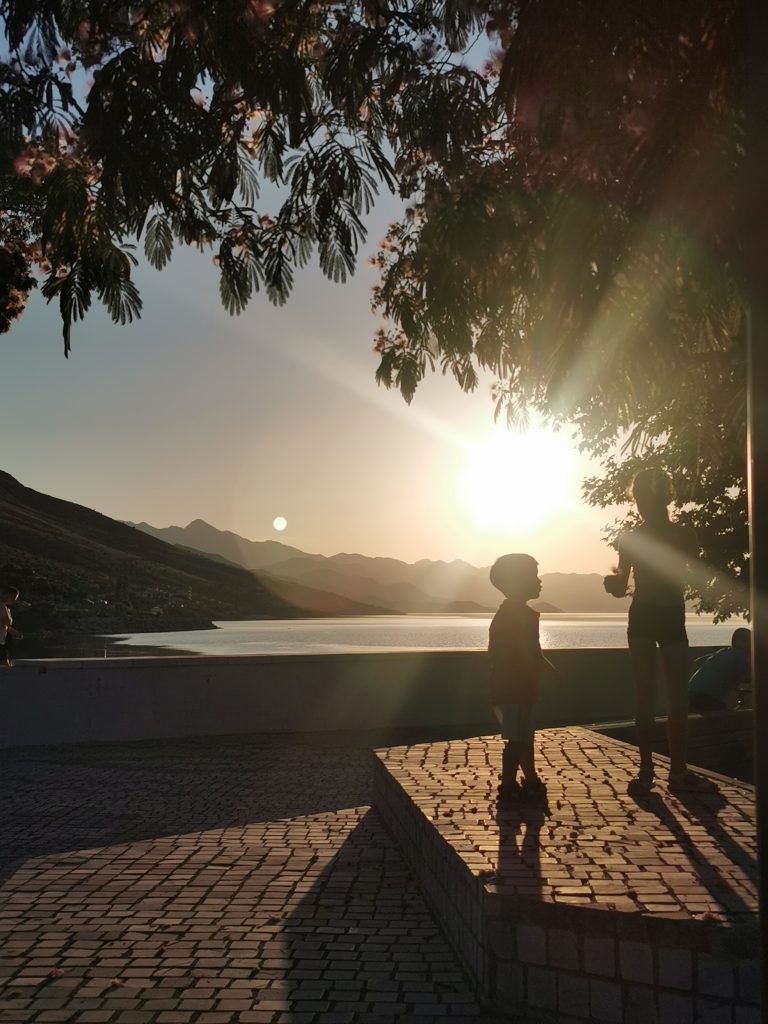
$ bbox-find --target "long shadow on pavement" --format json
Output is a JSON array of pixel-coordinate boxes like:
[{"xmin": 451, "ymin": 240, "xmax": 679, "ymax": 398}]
[{"xmin": 0, "ymin": 726, "xmax": 487, "ymax": 883}]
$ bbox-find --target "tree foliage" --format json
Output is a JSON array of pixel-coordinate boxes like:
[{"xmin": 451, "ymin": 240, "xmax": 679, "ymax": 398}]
[
  {"xmin": 0, "ymin": 0, "xmax": 751, "ymax": 616},
  {"xmin": 372, "ymin": 0, "xmax": 748, "ymax": 618},
  {"xmin": 0, "ymin": 0, "xmax": 487, "ymax": 352}
]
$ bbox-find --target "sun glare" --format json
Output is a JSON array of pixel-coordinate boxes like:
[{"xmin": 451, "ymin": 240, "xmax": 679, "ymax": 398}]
[
  {"xmin": 272, "ymin": 516, "xmax": 288, "ymax": 532},
  {"xmin": 460, "ymin": 427, "xmax": 578, "ymax": 532}
]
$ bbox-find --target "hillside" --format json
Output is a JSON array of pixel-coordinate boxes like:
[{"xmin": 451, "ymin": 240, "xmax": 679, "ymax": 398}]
[
  {"xmin": 131, "ymin": 519, "xmax": 319, "ymax": 570},
  {"xmin": 127, "ymin": 520, "xmax": 497, "ymax": 613},
  {"xmin": 0, "ymin": 472, "xmax": 392, "ymax": 640},
  {"xmin": 261, "ymin": 559, "xmax": 494, "ymax": 613},
  {"xmin": 135, "ymin": 519, "xmax": 631, "ymax": 613}
]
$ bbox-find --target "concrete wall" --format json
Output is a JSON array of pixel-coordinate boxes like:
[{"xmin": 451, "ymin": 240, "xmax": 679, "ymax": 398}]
[{"xmin": 0, "ymin": 647, "xmax": 718, "ymax": 748}]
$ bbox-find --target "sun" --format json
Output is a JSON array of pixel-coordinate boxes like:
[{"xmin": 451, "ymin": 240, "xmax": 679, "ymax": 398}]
[{"xmin": 459, "ymin": 427, "xmax": 578, "ymax": 532}]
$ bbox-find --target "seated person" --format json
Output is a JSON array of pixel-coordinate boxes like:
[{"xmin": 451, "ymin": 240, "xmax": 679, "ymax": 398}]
[{"xmin": 688, "ymin": 627, "xmax": 751, "ymax": 713}]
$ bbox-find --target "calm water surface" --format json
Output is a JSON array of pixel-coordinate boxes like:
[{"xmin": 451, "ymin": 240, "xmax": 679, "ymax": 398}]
[{"xmin": 108, "ymin": 613, "xmax": 741, "ymax": 657}]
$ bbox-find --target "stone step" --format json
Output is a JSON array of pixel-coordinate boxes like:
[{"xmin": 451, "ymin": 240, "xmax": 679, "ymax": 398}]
[{"xmin": 373, "ymin": 728, "xmax": 759, "ymax": 1023}]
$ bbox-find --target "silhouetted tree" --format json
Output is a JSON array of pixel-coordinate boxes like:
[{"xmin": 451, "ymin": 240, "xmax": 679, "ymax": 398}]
[
  {"xmin": 1, "ymin": 0, "xmax": 487, "ymax": 352},
  {"xmin": 372, "ymin": 0, "xmax": 747, "ymax": 617},
  {"xmin": 1, "ymin": 1, "xmax": 749, "ymax": 615}
]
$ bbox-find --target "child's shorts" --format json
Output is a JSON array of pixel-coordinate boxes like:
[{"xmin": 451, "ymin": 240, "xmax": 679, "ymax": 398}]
[{"xmin": 493, "ymin": 703, "xmax": 535, "ymax": 743}]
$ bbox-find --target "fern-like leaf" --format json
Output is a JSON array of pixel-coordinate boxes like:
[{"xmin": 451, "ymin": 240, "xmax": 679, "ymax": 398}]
[{"xmin": 144, "ymin": 214, "xmax": 173, "ymax": 270}]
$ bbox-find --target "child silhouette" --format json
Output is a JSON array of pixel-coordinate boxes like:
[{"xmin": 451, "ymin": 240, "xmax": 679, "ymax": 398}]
[
  {"xmin": 604, "ymin": 469, "xmax": 699, "ymax": 794},
  {"xmin": 488, "ymin": 553, "xmax": 553, "ymax": 802}
]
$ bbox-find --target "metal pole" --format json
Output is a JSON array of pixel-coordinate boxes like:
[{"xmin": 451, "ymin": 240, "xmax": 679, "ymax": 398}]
[
  {"xmin": 744, "ymin": 1, "xmax": 768, "ymax": 1016},
  {"xmin": 747, "ymin": 317, "xmax": 768, "ymax": 1019}
]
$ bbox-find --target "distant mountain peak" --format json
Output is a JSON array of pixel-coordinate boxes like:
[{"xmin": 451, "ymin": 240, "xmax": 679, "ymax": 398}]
[
  {"xmin": 130, "ymin": 518, "xmax": 628, "ymax": 613},
  {"xmin": 134, "ymin": 518, "xmax": 320, "ymax": 569}
]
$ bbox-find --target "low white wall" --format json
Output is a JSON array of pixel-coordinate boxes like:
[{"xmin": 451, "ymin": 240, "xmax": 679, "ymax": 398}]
[{"xmin": 0, "ymin": 647, "xmax": 717, "ymax": 748}]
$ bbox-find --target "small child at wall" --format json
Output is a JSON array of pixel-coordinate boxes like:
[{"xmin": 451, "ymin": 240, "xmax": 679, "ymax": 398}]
[
  {"xmin": 488, "ymin": 554, "xmax": 552, "ymax": 802},
  {"xmin": 0, "ymin": 587, "xmax": 22, "ymax": 668}
]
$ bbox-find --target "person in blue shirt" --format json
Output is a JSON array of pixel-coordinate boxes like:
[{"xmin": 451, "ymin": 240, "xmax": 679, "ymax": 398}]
[{"xmin": 689, "ymin": 628, "xmax": 751, "ymax": 713}]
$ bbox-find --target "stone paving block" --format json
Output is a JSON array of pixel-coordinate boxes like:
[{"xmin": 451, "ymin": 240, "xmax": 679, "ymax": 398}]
[
  {"xmin": 659, "ymin": 991, "xmax": 694, "ymax": 1024},
  {"xmin": 492, "ymin": 962, "xmax": 522, "ymax": 1005},
  {"xmin": 734, "ymin": 1006, "xmax": 761, "ymax": 1024},
  {"xmin": 589, "ymin": 979, "xmax": 622, "ymax": 1023},
  {"xmin": 584, "ymin": 936, "xmax": 616, "ymax": 978},
  {"xmin": 548, "ymin": 927, "xmax": 579, "ymax": 970},
  {"xmin": 696, "ymin": 998, "xmax": 734, "ymax": 1023},
  {"xmin": 625, "ymin": 983, "xmax": 658, "ymax": 1024},
  {"xmin": 738, "ymin": 962, "xmax": 760, "ymax": 1004},
  {"xmin": 516, "ymin": 924, "xmax": 546, "ymax": 965},
  {"xmin": 619, "ymin": 940, "xmax": 654, "ymax": 984},
  {"xmin": 658, "ymin": 947, "xmax": 692, "ymax": 990},
  {"xmin": 557, "ymin": 972, "xmax": 589, "ymax": 1018},
  {"xmin": 526, "ymin": 966, "xmax": 557, "ymax": 1010},
  {"xmin": 699, "ymin": 956, "xmax": 736, "ymax": 999}
]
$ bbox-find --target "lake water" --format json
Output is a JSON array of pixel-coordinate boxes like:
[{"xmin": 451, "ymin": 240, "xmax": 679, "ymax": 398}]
[{"xmin": 106, "ymin": 613, "xmax": 742, "ymax": 657}]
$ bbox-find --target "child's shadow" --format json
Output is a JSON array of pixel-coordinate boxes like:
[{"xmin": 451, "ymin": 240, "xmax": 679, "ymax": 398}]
[
  {"xmin": 494, "ymin": 795, "xmax": 550, "ymax": 895},
  {"xmin": 628, "ymin": 780, "xmax": 756, "ymax": 918}
]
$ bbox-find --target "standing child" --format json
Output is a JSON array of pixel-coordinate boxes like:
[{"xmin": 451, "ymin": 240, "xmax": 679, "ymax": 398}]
[
  {"xmin": 488, "ymin": 553, "xmax": 550, "ymax": 802},
  {"xmin": 0, "ymin": 587, "xmax": 23, "ymax": 667},
  {"xmin": 603, "ymin": 469, "xmax": 699, "ymax": 794}
]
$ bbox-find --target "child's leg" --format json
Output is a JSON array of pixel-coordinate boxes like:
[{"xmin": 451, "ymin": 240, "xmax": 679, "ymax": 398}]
[
  {"xmin": 629, "ymin": 638, "xmax": 658, "ymax": 776},
  {"xmin": 514, "ymin": 705, "xmax": 532, "ymax": 781},
  {"xmin": 518, "ymin": 741, "xmax": 536, "ymax": 781},
  {"xmin": 498, "ymin": 705, "xmax": 521, "ymax": 789},
  {"xmin": 660, "ymin": 642, "xmax": 690, "ymax": 776},
  {"xmin": 518, "ymin": 707, "xmax": 542, "ymax": 785},
  {"xmin": 501, "ymin": 741, "xmax": 520, "ymax": 786}
]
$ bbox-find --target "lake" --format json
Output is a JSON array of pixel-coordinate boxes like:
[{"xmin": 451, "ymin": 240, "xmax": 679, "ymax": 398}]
[{"xmin": 100, "ymin": 613, "xmax": 743, "ymax": 658}]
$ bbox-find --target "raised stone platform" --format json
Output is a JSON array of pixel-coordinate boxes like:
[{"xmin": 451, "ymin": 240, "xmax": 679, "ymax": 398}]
[{"xmin": 373, "ymin": 728, "xmax": 759, "ymax": 1023}]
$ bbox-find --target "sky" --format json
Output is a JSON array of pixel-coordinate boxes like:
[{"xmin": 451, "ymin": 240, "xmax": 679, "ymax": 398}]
[{"xmin": 2, "ymin": 198, "xmax": 623, "ymax": 574}]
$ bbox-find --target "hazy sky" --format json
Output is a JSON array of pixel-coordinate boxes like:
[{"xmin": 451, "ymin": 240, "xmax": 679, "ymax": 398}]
[{"xmin": 2, "ymin": 199, "xmax": 623, "ymax": 573}]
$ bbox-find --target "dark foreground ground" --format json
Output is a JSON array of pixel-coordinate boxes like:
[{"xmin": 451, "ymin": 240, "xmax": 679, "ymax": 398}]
[{"xmin": 0, "ymin": 728, "xmax": 525, "ymax": 1024}]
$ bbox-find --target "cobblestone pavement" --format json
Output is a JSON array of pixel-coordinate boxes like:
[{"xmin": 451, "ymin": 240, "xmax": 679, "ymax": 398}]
[
  {"xmin": 377, "ymin": 729, "xmax": 757, "ymax": 922},
  {"xmin": 0, "ymin": 730, "xmax": 518, "ymax": 1024}
]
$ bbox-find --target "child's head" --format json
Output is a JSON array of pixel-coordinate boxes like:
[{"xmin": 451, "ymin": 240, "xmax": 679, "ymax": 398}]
[
  {"xmin": 630, "ymin": 468, "xmax": 673, "ymax": 522},
  {"xmin": 731, "ymin": 627, "xmax": 751, "ymax": 651},
  {"xmin": 1, "ymin": 587, "xmax": 19, "ymax": 605},
  {"xmin": 489, "ymin": 553, "xmax": 541, "ymax": 601}
]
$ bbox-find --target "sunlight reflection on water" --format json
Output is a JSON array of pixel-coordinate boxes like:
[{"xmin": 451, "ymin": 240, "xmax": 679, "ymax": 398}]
[{"xmin": 109, "ymin": 613, "xmax": 741, "ymax": 657}]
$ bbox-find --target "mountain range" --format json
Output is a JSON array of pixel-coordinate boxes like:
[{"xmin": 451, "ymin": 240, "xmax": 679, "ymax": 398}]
[
  {"xmin": 131, "ymin": 518, "xmax": 633, "ymax": 615},
  {"xmin": 0, "ymin": 472, "xmax": 393, "ymax": 640},
  {"xmin": 0, "ymin": 468, "xmax": 634, "ymax": 646}
]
